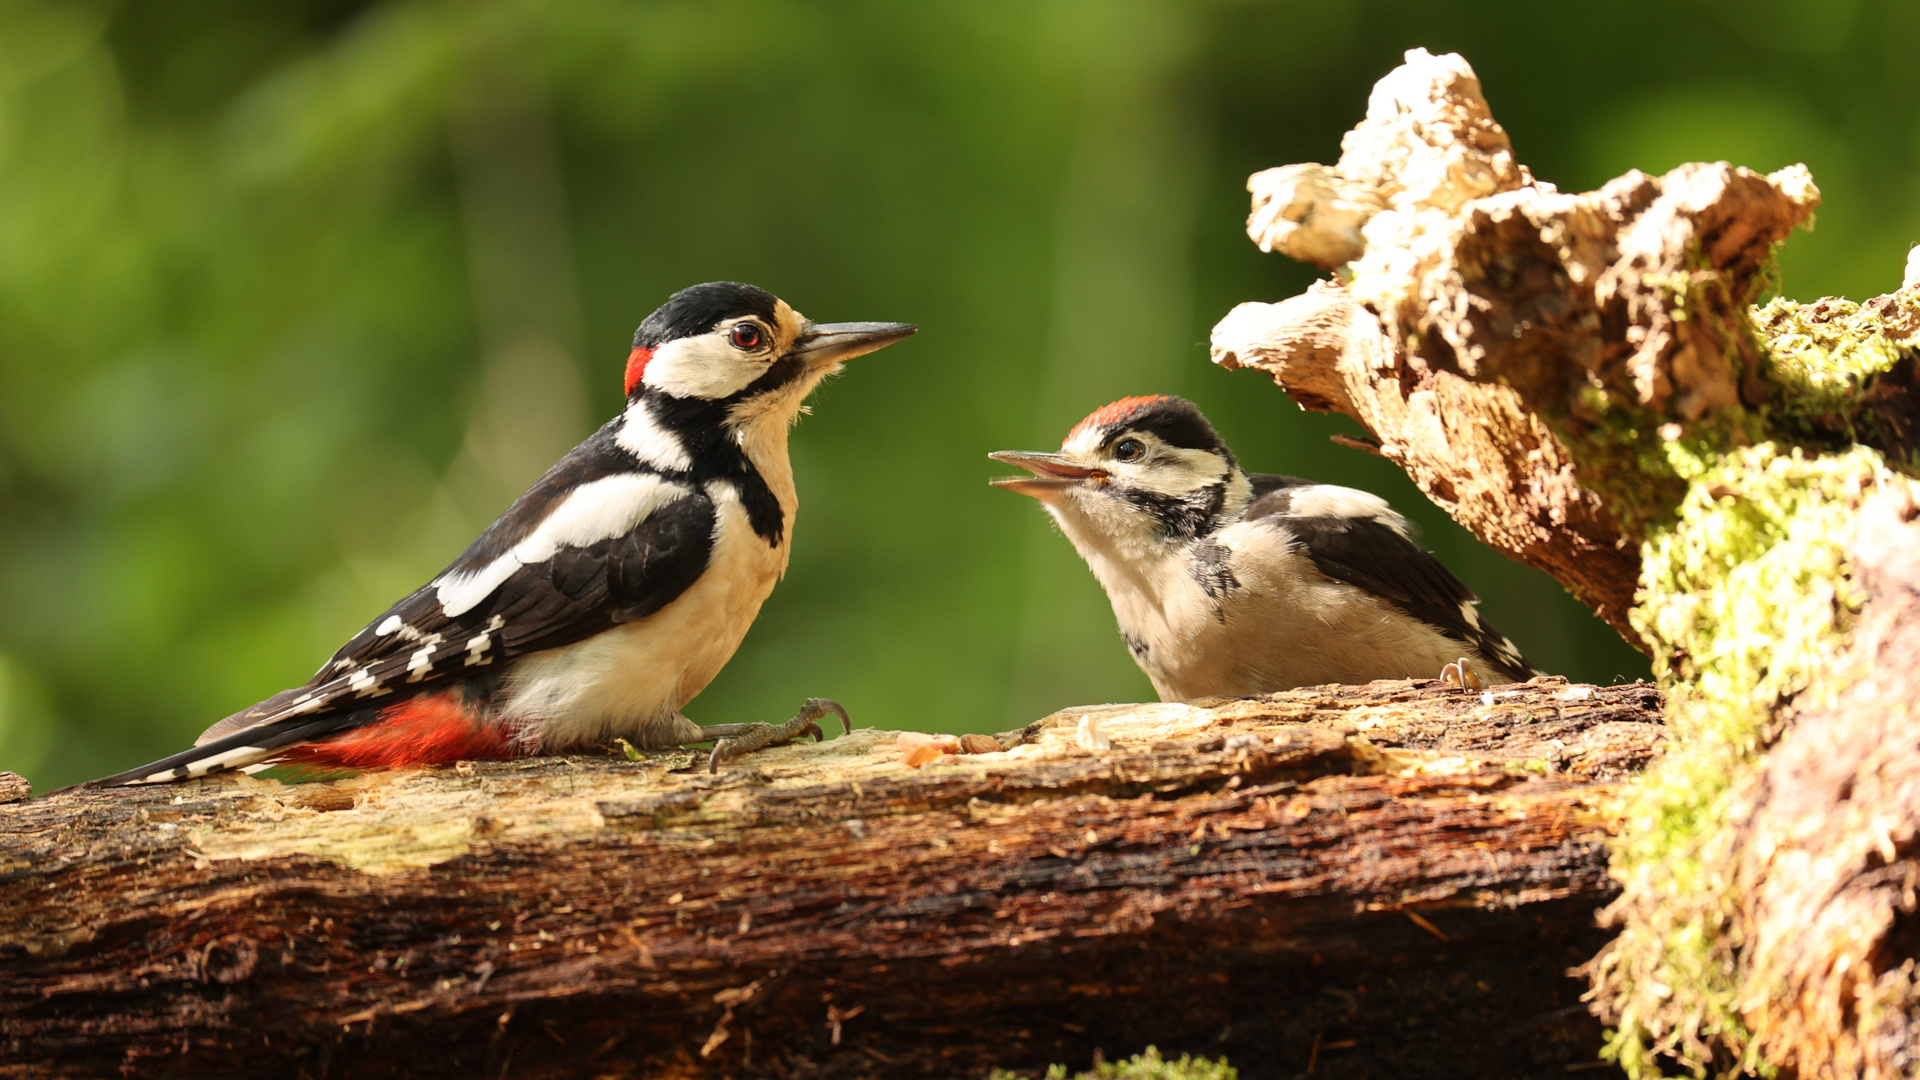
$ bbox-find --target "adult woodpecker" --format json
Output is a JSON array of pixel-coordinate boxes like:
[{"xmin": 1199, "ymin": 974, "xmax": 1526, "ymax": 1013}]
[
  {"xmin": 990, "ymin": 395, "xmax": 1537, "ymax": 700},
  {"xmin": 94, "ymin": 282, "xmax": 914, "ymax": 786}
]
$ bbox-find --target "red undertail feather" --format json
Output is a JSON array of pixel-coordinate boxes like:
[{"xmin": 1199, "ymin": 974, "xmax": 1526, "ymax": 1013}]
[
  {"xmin": 1066, "ymin": 395, "xmax": 1175, "ymax": 445},
  {"xmin": 624, "ymin": 346, "xmax": 655, "ymax": 395},
  {"xmin": 276, "ymin": 692, "xmax": 513, "ymax": 770}
]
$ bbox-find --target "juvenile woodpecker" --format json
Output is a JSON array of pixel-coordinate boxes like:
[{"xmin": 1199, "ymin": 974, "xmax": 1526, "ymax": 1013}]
[
  {"xmin": 990, "ymin": 395, "xmax": 1537, "ymax": 700},
  {"xmin": 95, "ymin": 282, "xmax": 914, "ymax": 786}
]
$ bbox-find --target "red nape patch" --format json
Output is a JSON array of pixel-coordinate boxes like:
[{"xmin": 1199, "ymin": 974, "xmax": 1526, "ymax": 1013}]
[
  {"xmin": 1065, "ymin": 395, "xmax": 1175, "ymax": 446},
  {"xmin": 624, "ymin": 346, "xmax": 655, "ymax": 395},
  {"xmin": 276, "ymin": 693, "xmax": 514, "ymax": 771}
]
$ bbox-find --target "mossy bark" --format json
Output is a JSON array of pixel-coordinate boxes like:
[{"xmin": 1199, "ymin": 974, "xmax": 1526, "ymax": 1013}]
[{"xmin": 1213, "ymin": 47, "xmax": 1920, "ymax": 1078}]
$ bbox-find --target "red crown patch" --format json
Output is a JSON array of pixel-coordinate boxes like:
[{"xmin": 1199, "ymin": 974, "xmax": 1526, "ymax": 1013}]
[{"xmin": 1064, "ymin": 395, "xmax": 1174, "ymax": 446}]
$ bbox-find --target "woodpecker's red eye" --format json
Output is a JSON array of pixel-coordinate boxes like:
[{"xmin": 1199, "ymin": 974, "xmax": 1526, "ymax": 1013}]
[
  {"xmin": 1113, "ymin": 438, "xmax": 1146, "ymax": 462},
  {"xmin": 729, "ymin": 324, "xmax": 763, "ymax": 350}
]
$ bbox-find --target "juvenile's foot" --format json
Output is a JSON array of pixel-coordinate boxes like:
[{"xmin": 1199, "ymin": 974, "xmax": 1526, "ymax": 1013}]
[
  {"xmin": 692, "ymin": 698, "xmax": 852, "ymax": 773},
  {"xmin": 1439, "ymin": 657, "xmax": 1483, "ymax": 691}
]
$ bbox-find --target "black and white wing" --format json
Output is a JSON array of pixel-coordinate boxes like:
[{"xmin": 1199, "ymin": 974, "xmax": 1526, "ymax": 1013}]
[
  {"xmin": 92, "ymin": 425, "xmax": 716, "ymax": 785},
  {"xmin": 1245, "ymin": 474, "xmax": 1537, "ymax": 681}
]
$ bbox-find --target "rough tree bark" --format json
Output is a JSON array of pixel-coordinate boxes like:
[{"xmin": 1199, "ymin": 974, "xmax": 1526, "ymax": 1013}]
[
  {"xmin": 0, "ymin": 679, "xmax": 1663, "ymax": 1079},
  {"xmin": 1212, "ymin": 48, "xmax": 1920, "ymax": 1079}
]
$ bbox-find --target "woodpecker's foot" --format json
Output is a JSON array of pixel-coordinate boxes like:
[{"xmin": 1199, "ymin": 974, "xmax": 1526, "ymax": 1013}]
[
  {"xmin": 1439, "ymin": 657, "xmax": 1483, "ymax": 691},
  {"xmin": 696, "ymin": 698, "xmax": 851, "ymax": 773}
]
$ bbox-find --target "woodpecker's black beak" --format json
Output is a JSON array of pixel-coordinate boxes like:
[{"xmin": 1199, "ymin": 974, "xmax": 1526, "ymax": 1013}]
[
  {"xmin": 988, "ymin": 450, "xmax": 1102, "ymax": 500},
  {"xmin": 792, "ymin": 321, "xmax": 917, "ymax": 367}
]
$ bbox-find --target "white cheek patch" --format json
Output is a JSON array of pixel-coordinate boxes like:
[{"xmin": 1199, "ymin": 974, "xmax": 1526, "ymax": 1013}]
[
  {"xmin": 1117, "ymin": 446, "xmax": 1230, "ymax": 497},
  {"xmin": 435, "ymin": 474, "xmax": 690, "ymax": 617},
  {"xmin": 1061, "ymin": 428, "xmax": 1230, "ymax": 498},
  {"xmin": 1287, "ymin": 484, "xmax": 1415, "ymax": 538},
  {"xmin": 642, "ymin": 333, "xmax": 766, "ymax": 400},
  {"xmin": 615, "ymin": 399, "xmax": 694, "ymax": 471}
]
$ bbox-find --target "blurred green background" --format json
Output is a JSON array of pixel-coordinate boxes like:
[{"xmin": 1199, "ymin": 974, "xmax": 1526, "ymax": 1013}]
[{"xmin": 2, "ymin": 0, "xmax": 1913, "ymax": 789}]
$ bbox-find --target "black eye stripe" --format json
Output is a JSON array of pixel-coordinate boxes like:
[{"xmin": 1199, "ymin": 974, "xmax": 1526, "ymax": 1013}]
[{"xmin": 1093, "ymin": 400, "xmax": 1230, "ymax": 458}]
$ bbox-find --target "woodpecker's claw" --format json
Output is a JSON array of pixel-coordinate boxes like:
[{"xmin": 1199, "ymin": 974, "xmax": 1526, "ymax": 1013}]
[
  {"xmin": 1440, "ymin": 657, "xmax": 1483, "ymax": 691},
  {"xmin": 704, "ymin": 698, "xmax": 851, "ymax": 773}
]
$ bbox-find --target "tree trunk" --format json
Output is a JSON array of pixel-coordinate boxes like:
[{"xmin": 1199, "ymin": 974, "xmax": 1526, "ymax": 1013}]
[
  {"xmin": 1210, "ymin": 47, "xmax": 1920, "ymax": 1078},
  {"xmin": 1, "ymin": 678, "xmax": 1662, "ymax": 1078}
]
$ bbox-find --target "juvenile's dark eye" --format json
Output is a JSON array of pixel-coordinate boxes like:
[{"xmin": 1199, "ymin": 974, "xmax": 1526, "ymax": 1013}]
[
  {"xmin": 1113, "ymin": 438, "xmax": 1146, "ymax": 462},
  {"xmin": 729, "ymin": 323, "xmax": 763, "ymax": 350}
]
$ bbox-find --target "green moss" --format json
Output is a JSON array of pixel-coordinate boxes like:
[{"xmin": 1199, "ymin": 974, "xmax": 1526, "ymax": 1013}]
[
  {"xmin": 1755, "ymin": 297, "xmax": 1902, "ymax": 395},
  {"xmin": 1750, "ymin": 296, "xmax": 1912, "ymax": 452},
  {"xmin": 1563, "ymin": 396, "xmax": 1698, "ymax": 535},
  {"xmin": 1566, "ymin": 290, "xmax": 1917, "ymax": 1076},
  {"xmin": 1594, "ymin": 441, "xmax": 1880, "ymax": 1077},
  {"xmin": 990, "ymin": 1048, "xmax": 1237, "ymax": 1080},
  {"xmin": 1485, "ymin": 283, "xmax": 1913, "ymax": 1075}
]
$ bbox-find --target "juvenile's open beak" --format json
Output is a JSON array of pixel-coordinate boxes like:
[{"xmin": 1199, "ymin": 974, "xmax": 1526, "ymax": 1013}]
[
  {"xmin": 988, "ymin": 450, "xmax": 1101, "ymax": 500},
  {"xmin": 793, "ymin": 321, "xmax": 918, "ymax": 366}
]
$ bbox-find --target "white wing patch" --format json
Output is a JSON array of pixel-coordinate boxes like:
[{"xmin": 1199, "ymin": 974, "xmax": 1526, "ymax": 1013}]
[
  {"xmin": 375, "ymin": 615, "xmax": 431, "ymax": 643},
  {"xmin": 465, "ymin": 632, "xmax": 494, "ymax": 666},
  {"xmin": 1287, "ymin": 484, "xmax": 1415, "ymax": 538},
  {"xmin": 406, "ymin": 634, "xmax": 445, "ymax": 682},
  {"xmin": 434, "ymin": 474, "xmax": 690, "ymax": 618}
]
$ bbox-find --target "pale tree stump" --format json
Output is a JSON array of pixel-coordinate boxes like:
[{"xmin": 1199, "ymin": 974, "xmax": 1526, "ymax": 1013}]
[{"xmin": 1212, "ymin": 46, "xmax": 1920, "ymax": 1080}]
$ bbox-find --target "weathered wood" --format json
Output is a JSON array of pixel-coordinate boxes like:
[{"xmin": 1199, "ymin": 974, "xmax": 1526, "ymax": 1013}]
[
  {"xmin": 1730, "ymin": 487, "xmax": 1920, "ymax": 1073},
  {"xmin": 1211, "ymin": 51, "xmax": 1821, "ymax": 650},
  {"xmin": 0, "ymin": 677, "xmax": 1661, "ymax": 1078},
  {"xmin": 1209, "ymin": 45, "xmax": 1920, "ymax": 1078}
]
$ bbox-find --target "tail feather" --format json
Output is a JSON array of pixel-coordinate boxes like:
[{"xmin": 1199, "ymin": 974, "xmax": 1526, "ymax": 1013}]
[
  {"xmin": 86, "ymin": 689, "xmax": 513, "ymax": 788},
  {"xmin": 85, "ymin": 710, "xmax": 375, "ymax": 788},
  {"xmin": 195, "ymin": 682, "xmax": 340, "ymax": 746}
]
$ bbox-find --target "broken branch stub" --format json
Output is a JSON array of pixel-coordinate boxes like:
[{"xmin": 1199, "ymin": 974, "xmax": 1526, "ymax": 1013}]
[
  {"xmin": 1216, "ymin": 47, "xmax": 1819, "ymax": 651},
  {"xmin": 1247, "ymin": 50, "xmax": 1528, "ymax": 269}
]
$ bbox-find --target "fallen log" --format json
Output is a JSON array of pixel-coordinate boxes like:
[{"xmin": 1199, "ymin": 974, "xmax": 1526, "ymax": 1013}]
[{"xmin": 0, "ymin": 676, "xmax": 1661, "ymax": 1079}]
